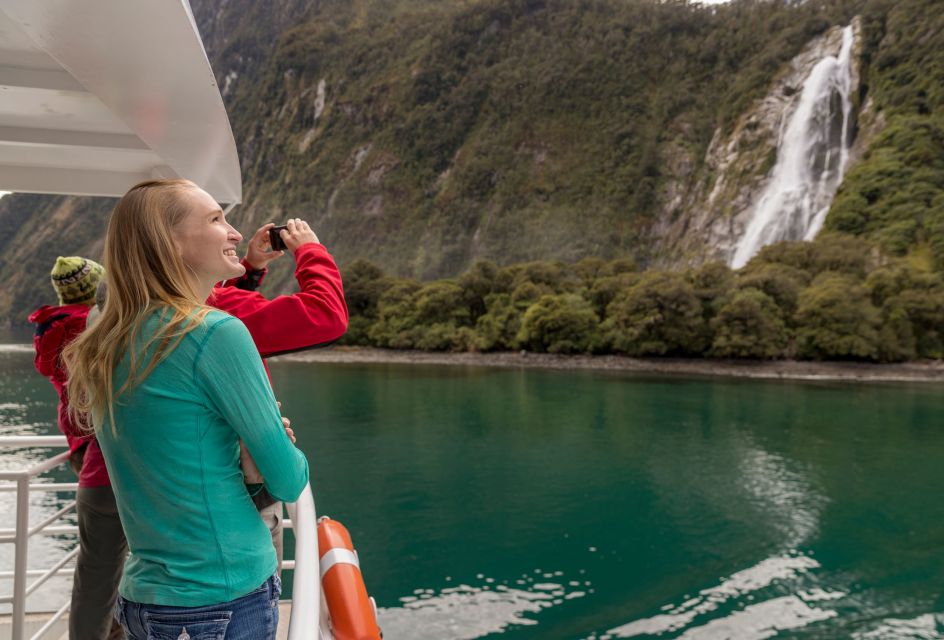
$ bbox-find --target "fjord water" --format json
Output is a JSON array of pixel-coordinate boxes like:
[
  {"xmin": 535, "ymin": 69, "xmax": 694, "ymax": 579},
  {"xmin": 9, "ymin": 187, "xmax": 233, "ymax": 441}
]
[
  {"xmin": 2, "ymin": 342, "xmax": 943, "ymax": 638},
  {"xmin": 268, "ymin": 360, "xmax": 944, "ymax": 639}
]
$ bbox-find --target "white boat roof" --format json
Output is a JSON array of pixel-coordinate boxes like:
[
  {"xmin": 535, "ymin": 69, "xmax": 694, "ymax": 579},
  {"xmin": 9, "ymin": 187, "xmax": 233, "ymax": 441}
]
[{"xmin": 0, "ymin": 0, "xmax": 241, "ymax": 204}]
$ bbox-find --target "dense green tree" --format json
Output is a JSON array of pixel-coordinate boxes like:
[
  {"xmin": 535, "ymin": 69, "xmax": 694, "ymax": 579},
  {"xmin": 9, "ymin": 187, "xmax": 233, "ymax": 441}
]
[
  {"xmin": 574, "ymin": 257, "xmax": 608, "ymax": 287},
  {"xmin": 574, "ymin": 256, "xmax": 638, "ymax": 285},
  {"xmin": 866, "ymin": 261, "xmax": 937, "ymax": 306},
  {"xmin": 412, "ymin": 323, "xmax": 469, "ymax": 351},
  {"xmin": 601, "ymin": 272, "xmax": 707, "ymax": 356},
  {"xmin": 809, "ymin": 233, "xmax": 875, "ymax": 278},
  {"xmin": 505, "ymin": 261, "xmax": 580, "ymax": 293},
  {"xmin": 458, "ymin": 260, "xmax": 512, "ymax": 319},
  {"xmin": 367, "ymin": 279, "xmax": 477, "ymax": 350},
  {"xmin": 747, "ymin": 241, "xmax": 818, "ymax": 274},
  {"xmin": 828, "ymin": 116, "xmax": 944, "ymax": 267},
  {"xmin": 588, "ymin": 272, "xmax": 641, "ymax": 318},
  {"xmin": 475, "ymin": 293, "xmax": 525, "ymax": 351},
  {"xmin": 344, "ymin": 247, "xmax": 943, "ymax": 360},
  {"xmin": 340, "ymin": 259, "xmax": 388, "ymax": 344},
  {"xmin": 342, "ymin": 259, "xmax": 386, "ymax": 315},
  {"xmin": 876, "ymin": 299, "xmax": 917, "ymax": 362},
  {"xmin": 747, "ymin": 233, "xmax": 872, "ymax": 278},
  {"xmin": 822, "ymin": 0, "xmax": 944, "ymax": 271},
  {"xmin": 691, "ymin": 262, "xmax": 737, "ymax": 322},
  {"xmin": 892, "ymin": 288, "xmax": 944, "ymax": 358},
  {"xmin": 413, "ymin": 280, "xmax": 470, "ymax": 326},
  {"xmin": 866, "ymin": 261, "xmax": 944, "ymax": 358},
  {"xmin": 794, "ymin": 273, "xmax": 882, "ymax": 360},
  {"xmin": 343, "ymin": 316, "xmax": 374, "ymax": 346},
  {"xmin": 709, "ymin": 288, "xmax": 789, "ymax": 359},
  {"xmin": 598, "ymin": 258, "xmax": 639, "ymax": 278},
  {"xmin": 510, "ymin": 280, "xmax": 552, "ymax": 307},
  {"xmin": 516, "ymin": 293, "xmax": 599, "ymax": 354},
  {"xmin": 736, "ymin": 262, "xmax": 809, "ymax": 317},
  {"xmin": 367, "ymin": 279, "xmax": 422, "ymax": 348}
]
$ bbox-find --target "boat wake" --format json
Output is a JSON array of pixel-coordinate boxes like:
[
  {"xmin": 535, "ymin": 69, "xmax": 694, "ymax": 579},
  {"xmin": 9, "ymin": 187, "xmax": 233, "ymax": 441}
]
[
  {"xmin": 595, "ymin": 553, "xmax": 843, "ymax": 639},
  {"xmin": 853, "ymin": 613, "xmax": 944, "ymax": 639},
  {"xmin": 376, "ymin": 570, "xmax": 589, "ymax": 640}
]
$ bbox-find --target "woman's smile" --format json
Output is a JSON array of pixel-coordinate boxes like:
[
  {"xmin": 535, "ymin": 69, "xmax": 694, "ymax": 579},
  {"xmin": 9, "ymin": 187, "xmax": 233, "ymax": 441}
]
[{"xmin": 174, "ymin": 187, "xmax": 245, "ymax": 291}]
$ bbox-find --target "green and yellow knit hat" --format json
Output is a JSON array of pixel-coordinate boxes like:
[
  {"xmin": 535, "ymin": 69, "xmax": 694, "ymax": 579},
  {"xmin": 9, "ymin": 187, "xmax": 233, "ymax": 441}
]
[{"xmin": 50, "ymin": 256, "xmax": 104, "ymax": 306}]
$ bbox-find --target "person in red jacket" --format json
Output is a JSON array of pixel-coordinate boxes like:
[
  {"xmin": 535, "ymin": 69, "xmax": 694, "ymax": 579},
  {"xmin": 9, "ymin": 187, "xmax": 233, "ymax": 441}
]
[
  {"xmin": 29, "ymin": 257, "xmax": 105, "ymax": 478},
  {"xmin": 211, "ymin": 219, "xmax": 348, "ymax": 357},
  {"xmin": 33, "ymin": 220, "xmax": 348, "ymax": 640}
]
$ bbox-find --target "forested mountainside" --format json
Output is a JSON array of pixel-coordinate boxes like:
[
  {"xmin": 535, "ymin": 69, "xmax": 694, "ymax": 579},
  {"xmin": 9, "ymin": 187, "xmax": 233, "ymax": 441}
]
[{"xmin": 1, "ymin": 0, "xmax": 942, "ymax": 325}]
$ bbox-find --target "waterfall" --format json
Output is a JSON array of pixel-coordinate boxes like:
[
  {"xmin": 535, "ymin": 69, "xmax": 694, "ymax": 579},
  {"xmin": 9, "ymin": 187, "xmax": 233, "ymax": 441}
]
[{"xmin": 730, "ymin": 26, "xmax": 855, "ymax": 269}]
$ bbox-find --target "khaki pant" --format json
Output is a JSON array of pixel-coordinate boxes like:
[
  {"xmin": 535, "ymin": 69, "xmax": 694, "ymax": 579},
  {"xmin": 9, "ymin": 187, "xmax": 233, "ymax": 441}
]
[
  {"xmin": 258, "ymin": 501, "xmax": 285, "ymax": 572},
  {"xmin": 70, "ymin": 486, "xmax": 284, "ymax": 640}
]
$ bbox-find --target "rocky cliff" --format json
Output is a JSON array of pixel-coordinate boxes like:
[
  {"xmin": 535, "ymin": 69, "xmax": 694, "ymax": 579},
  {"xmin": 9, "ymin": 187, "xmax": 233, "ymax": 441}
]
[{"xmin": 653, "ymin": 18, "xmax": 870, "ymax": 267}]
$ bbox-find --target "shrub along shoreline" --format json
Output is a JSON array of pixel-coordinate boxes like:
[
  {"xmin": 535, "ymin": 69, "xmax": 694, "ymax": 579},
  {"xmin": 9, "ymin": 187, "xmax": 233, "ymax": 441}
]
[{"xmin": 339, "ymin": 233, "xmax": 944, "ymax": 363}]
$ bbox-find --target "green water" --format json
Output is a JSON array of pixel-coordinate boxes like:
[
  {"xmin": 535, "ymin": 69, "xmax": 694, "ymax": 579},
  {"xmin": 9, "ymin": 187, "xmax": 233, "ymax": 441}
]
[{"xmin": 3, "ymin": 341, "xmax": 944, "ymax": 638}]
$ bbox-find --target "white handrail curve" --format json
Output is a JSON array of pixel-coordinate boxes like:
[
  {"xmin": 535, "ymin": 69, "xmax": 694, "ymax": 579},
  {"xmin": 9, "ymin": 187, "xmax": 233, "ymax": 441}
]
[
  {"xmin": 0, "ymin": 435, "xmax": 72, "ymax": 640},
  {"xmin": 285, "ymin": 483, "xmax": 321, "ymax": 639},
  {"xmin": 0, "ymin": 436, "xmax": 68, "ymax": 448}
]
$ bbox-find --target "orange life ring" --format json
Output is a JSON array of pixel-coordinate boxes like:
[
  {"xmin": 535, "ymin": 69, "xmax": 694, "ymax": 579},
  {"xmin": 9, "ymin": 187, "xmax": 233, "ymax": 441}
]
[{"xmin": 317, "ymin": 516, "xmax": 382, "ymax": 640}]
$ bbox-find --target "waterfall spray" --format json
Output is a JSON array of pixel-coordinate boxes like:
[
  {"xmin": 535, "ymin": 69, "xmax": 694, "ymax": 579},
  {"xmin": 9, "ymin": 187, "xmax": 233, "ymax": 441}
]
[{"xmin": 730, "ymin": 26, "xmax": 855, "ymax": 269}]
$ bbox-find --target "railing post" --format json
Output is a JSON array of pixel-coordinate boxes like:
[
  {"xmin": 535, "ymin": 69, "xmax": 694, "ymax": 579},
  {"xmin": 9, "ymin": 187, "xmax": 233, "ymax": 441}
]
[{"xmin": 12, "ymin": 474, "xmax": 30, "ymax": 640}]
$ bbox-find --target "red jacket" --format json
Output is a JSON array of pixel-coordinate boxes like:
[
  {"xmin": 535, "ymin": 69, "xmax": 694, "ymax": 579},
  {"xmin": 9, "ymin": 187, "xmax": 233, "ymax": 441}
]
[
  {"xmin": 32, "ymin": 242, "xmax": 348, "ymax": 488},
  {"xmin": 28, "ymin": 303, "xmax": 93, "ymax": 453},
  {"xmin": 208, "ymin": 242, "xmax": 348, "ymax": 357}
]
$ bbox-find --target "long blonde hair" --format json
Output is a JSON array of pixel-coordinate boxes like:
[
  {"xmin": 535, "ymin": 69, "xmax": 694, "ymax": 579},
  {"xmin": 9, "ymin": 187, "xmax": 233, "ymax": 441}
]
[{"xmin": 63, "ymin": 179, "xmax": 214, "ymax": 432}]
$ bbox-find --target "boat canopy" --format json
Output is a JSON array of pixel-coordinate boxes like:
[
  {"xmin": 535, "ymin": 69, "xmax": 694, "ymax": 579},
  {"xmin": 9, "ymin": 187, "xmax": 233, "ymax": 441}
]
[{"xmin": 0, "ymin": 0, "xmax": 241, "ymax": 204}]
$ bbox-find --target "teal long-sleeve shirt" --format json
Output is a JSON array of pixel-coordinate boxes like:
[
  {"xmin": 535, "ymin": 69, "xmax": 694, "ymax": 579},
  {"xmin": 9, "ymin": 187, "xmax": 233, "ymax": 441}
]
[{"xmin": 96, "ymin": 309, "xmax": 309, "ymax": 606}]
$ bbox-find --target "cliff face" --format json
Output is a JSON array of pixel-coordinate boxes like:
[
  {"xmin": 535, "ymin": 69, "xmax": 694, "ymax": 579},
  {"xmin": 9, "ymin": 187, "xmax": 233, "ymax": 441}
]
[
  {"xmin": 0, "ymin": 0, "xmax": 938, "ymax": 324},
  {"xmin": 652, "ymin": 18, "xmax": 871, "ymax": 267},
  {"xmin": 199, "ymin": 0, "xmax": 863, "ymax": 284}
]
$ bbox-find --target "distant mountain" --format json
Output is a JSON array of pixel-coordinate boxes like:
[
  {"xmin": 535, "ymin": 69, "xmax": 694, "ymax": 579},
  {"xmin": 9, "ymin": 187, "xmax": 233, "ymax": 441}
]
[{"xmin": 1, "ymin": 0, "xmax": 941, "ymax": 325}]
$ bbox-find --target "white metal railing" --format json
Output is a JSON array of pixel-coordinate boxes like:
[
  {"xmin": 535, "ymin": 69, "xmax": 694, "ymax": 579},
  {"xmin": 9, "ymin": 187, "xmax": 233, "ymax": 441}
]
[
  {"xmin": 0, "ymin": 436, "xmax": 324, "ymax": 639},
  {"xmin": 0, "ymin": 435, "xmax": 76, "ymax": 640},
  {"xmin": 286, "ymin": 483, "xmax": 323, "ymax": 639}
]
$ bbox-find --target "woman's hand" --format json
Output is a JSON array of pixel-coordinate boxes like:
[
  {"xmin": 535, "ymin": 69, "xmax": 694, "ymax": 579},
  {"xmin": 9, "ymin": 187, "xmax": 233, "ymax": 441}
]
[
  {"xmin": 279, "ymin": 218, "xmax": 319, "ymax": 253},
  {"xmin": 245, "ymin": 223, "xmax": 285, "ymax": 270},
  {"xmin": 276, "ymin": 403, "xmax": 296, "ymax": 444},
  {"xmin": 282, "ymin": 416, "xmax": 296, "ymax": 443},
  {"xmin": 242, "ymin": 404, "xmax": 297, "ymax": 484}
]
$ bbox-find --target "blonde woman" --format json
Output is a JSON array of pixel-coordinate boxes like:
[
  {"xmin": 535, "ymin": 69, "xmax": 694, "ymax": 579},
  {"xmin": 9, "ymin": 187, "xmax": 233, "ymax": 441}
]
[{"xmin": 64, "ymin": 179, "xmax": 308, "ymax": 639}]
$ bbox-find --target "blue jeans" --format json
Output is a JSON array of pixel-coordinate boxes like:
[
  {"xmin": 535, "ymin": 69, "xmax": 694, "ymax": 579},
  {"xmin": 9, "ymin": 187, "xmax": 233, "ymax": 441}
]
[{"xmin": 116, "ymin": 574, "xmax": 281, "ymax": 640}]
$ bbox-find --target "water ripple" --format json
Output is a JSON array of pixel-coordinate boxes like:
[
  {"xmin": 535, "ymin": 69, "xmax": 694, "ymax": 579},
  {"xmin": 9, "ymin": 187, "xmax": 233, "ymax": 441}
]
[
  {"xmin": 599, "ymin": 554, "xmax": 839, "ymax": 639},
  {"xmin": 853, "ymin": 613, "xmax": 944, "ymax": 639},
  {"xmin": 377, "ymin": 571, "xmax": 587, "ymax": 639}
]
